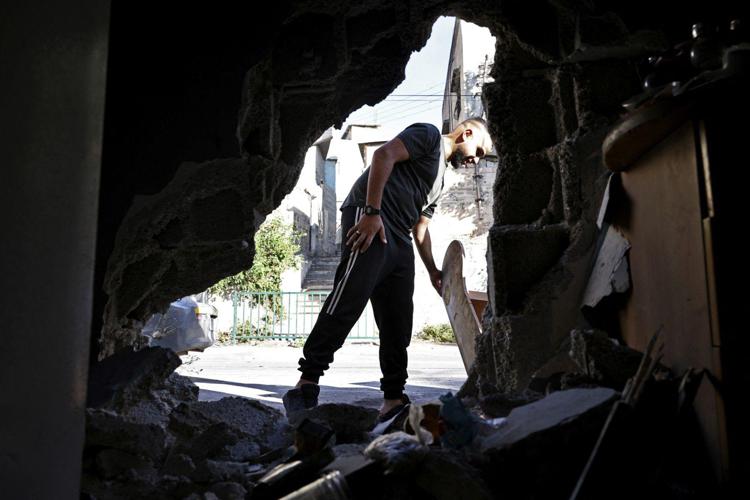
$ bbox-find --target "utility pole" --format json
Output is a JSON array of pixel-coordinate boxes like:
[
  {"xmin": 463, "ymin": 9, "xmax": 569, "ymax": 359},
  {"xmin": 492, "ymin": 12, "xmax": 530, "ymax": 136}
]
[
  {"xmin": 473, "ymin": 53, "xmax": 490, "ymax": 221},
  {"xmin": 303, "ymin": 188, "xmax": 317, "ymax": 253}
]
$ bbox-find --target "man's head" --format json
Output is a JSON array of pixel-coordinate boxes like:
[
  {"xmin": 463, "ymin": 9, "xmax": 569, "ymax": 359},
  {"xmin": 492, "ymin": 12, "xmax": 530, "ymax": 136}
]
[{"xmin": 446, "ymin": 117, "xmax": 493, "ymax": 168}]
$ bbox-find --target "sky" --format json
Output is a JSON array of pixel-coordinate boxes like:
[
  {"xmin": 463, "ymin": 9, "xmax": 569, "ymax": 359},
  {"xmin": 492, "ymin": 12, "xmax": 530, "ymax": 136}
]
[{"xmin": 338, "ymin": 16, "xmax": 496, "ymax": 138}]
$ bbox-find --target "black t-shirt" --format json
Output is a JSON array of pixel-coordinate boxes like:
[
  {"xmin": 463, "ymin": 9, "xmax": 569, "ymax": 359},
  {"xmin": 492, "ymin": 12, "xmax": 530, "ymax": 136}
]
[{"xmin": 341, "ymin": 123, "xmax": 447, "ymax": 243}]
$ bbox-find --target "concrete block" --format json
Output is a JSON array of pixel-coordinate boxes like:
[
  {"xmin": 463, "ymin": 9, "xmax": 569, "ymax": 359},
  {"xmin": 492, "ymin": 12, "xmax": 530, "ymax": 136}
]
[
  {"xmin": 86, "ymin": 409, "xmax": 169, "ymax": 461},
  {"xmin": 87, "ymin": 346, "xmax": 181, "ymax": 411},
  {"xmin": 289, "ymin": 403, "xmax": 379, "ymax": 444},
  {"xmin": 480, "ymin": 387, "xmax": 617, "ymax": 452},
  {"xmin": 484, "ymin": 76, "xmax": 558, "ymax": 155},
  {"xmin": 487, "ymin": 224, "xmax": 569, "ymax": 314},
  {"xmin": 478, "ymin": 388, "xmax": 617, "ymax": 498},
  {"xmin": 494, "ymin": 153, "xmax": 555, "ymax": 225},
  {"xmin": 169, "ymin": 397, "xmax": 289, "ymax": 458},
  {"xmin": 573, "ymin": 59, "xmax": 641, "ymax": 123}
]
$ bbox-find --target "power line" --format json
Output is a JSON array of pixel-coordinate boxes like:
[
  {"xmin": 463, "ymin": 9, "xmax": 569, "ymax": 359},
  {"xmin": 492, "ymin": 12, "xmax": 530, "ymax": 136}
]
[
  {"xmin": 347, "ymin": 82, "xmax": 481, "ymax": 127},
  {"xmin": 377, "ymin": 96, "xmax": 480, "ymax": 102},
  {"xmin": 378, "ymin": 106, "xmax": 441, "ymax": 125},
  {"xmin": 344, "ymin": 82, "xmax": 445, "ymax": 122},
  {"xmin": 348, "ymin": 90, "xmax": 481, "ymax": 123},
  {"xmin": 375, "ymin": 85, "xmax": 490, "ymax": 123},
  {"xmin": 371, "ymin": 99, "xmax": 441, "ymax": 121},
  {"xmin": 348, "ymin": 92, "xmax": 481, "ymax": 126},
  {"xmin": 372, "ymin": 93, "xmax": 445, "ymax": 119},
  {"xmin": 374, "ymin": 97, "xmax": 444, "ymax": 120},
  {"xmin": 385, "ymin": 94, "xmax": 482, "ymax": 97},
  {"xmin": 376, "ymin": 101, "xmax": 442, "ymax": 123},
  {"xmin": 366, "ymin": 99, "xmax": 442, "ymax": 104},
  {"xmin": 364, "ymin": 94, "xmax": 480, "ymax": 120}
]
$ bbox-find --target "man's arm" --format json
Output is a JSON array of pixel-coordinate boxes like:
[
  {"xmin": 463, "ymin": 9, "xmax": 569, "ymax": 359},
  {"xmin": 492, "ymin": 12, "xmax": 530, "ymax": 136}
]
[
  {"xmin": 346, "ymin": 137, "xmax": 409, "ymax": 252},
  {"xmin": 412, "ymin": 215, "xmax": 442, "ymax": 295}
]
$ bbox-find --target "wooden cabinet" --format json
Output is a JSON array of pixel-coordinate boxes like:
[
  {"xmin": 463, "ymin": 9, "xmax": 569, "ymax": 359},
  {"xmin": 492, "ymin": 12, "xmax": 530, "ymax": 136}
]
[
  {"xmin": 602, "ymin": 82, "xmax": 750, "ymax": 484},
  {"xmin": 609, "ymin": 119, "xmax": 727, "ymax": 481}
]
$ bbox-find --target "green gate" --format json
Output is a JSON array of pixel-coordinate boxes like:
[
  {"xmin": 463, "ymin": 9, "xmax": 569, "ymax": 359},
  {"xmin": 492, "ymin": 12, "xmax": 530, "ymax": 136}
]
[{"xmin": 230, "ymin": 291, "xmax": 377, "ymax": 342}]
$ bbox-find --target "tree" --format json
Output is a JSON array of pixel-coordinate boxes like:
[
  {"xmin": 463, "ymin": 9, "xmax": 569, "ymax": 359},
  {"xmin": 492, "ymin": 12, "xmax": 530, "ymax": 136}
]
[{"xmin": 208, "ymin": 217, "xmax": 301, "ymax": 300}]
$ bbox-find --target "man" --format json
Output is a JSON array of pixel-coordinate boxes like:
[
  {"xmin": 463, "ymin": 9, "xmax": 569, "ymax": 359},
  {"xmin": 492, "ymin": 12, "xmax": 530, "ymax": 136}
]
[{"xmin": 283, "ymin": 117, "xmax": 493, "ymax": 420}]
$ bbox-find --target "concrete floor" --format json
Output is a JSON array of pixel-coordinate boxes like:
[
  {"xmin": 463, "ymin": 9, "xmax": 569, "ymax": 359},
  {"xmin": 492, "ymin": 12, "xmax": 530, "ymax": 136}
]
[{"xmin": 176, "ymin": 340, "xmax": 468, "ymax": 413}]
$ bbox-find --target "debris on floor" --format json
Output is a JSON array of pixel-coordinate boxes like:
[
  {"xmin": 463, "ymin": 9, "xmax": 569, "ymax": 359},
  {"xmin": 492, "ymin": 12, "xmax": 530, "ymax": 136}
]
[
  {"xmin": 287, "ymin": 403, "xmax": 379, "ymax": 443},
  {"xmin": 529, "ymin": 328, "xmax": 644, "ymax": 394},
  {"xmin": 81, "ymin": 347, "xmax": 290, "ymax": 499},
  {"xmin": 81, "ymin": 338, "xmax": 715, "ymax": 499}
]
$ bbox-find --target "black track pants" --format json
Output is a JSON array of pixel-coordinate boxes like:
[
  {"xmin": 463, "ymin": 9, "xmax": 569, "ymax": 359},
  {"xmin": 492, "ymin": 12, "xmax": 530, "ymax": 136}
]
[{"xmin": 298, "ymin": 206, "xmax": 415, "ymax": 399}]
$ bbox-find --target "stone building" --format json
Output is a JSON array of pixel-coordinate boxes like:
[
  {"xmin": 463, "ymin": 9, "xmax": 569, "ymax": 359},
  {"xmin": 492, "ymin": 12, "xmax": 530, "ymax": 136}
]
[
  {"xmin": 267, "ymin": 124, "xmax": 390, "ymax": 291},
  {"xmin": 412, "ymin": 17, "xmax": 497, "ymax": 329}
]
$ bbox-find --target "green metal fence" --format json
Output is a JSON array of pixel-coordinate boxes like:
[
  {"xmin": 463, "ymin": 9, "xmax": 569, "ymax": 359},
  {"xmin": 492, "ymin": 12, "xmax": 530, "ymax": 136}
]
[{"xmin": 230, "ymin": 291, "xmax": 377, "ymax": 342}]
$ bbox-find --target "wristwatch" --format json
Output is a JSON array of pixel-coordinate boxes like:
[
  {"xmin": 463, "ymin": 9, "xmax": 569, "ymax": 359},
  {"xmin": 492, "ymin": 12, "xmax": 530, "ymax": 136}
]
[{"xmin": 364, "ymin": 205, "xmax": 381, "ymax": 216}]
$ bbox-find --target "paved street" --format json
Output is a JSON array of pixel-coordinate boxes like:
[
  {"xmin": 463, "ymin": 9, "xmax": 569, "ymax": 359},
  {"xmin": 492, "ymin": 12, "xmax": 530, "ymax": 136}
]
[{"xmin": 176, "ymin": 340, "xmax": 468, "ymax": 413}]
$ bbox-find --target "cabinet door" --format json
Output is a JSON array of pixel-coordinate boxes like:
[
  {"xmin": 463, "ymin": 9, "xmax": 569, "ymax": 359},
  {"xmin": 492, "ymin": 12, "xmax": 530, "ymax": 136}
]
[{"xmin": 614, "ymin": 120, "xmax": 727, "ymax": 481}]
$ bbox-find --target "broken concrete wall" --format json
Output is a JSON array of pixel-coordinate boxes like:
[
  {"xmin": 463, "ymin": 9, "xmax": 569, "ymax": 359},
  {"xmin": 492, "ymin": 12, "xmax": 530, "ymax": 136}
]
[
  {"xmin": 81, "ymin": 347, "xmax": 293, "ymax": 498},
  {"xmin": 473, "ymin": 2, "xmax": 703, "ymax": 395},
  {"xmin": 471, "ymin": 0, "xmax": 748, "ymax": 396},
  {"xmin": 95, "ymin": 2, "xmax": 444, "ymax": 355},
  {"xmin": 93, "ymin": 1, "xmax": 740, "ymax": 373}
]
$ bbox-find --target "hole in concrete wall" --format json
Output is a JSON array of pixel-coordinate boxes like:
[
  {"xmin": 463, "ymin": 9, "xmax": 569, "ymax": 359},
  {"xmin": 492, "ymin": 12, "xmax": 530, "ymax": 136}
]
[
  {"xmin": 77, "ymin": 3, "xmax": 741, "ymax": 498},
  {"xmin": 190, "ymin": 17, "xmax": 498, "ymax": 412}
]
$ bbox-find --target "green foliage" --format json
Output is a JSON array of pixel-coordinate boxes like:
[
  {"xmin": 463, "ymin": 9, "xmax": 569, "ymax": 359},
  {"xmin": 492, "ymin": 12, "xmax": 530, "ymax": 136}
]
[
  {"xmin": 418, "ymin": 323, "xmax": 455, "ymax": 344},
  {"xmin": 229, "ymin": 318, "xmax": 271, "ymax": 339},
  {"xmin": 288, "ymin": 337, "xmax": 306, "ymax": 348},
  {"xmin": 208, "ymin": 217, "xmax": 302, "ymax": 299},
  {"xmin": 216, "ymin": 330, "xmax": 233, "ymax": 344}
]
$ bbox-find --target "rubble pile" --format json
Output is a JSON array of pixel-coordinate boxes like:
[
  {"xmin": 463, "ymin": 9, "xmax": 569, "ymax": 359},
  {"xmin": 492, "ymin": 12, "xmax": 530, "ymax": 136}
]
[
  {"xmin": 528, "ymin": 329, "xmax": 644, "ymax": 394},
  {"xmin": 82, "ymin": 337, "xmax": 712, "ymax": 499},
  {"xmin": 81, "ymin": 347, "xmax": 291, "ymax": 499}
]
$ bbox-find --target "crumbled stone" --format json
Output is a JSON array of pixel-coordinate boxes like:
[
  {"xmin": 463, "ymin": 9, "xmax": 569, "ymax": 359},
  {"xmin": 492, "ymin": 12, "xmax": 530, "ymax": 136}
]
[
  {"xmin": 86, "ymin": 408, "xmax": 169, "ymax": 461},
  {"xmin": 169, "ymin": 397, "xmax": 290, "ymax": 462},
  {"xmin": 95, "ymin": 448, "xmax": 150, "ymax": 479},
  {"xmin": 192, "ymin": 460, "xmax": 250, "ymax": 484},
  {"xmin": 365, "ymin": 432, "xmax": 428, "ymax": 474},
  {"xmin": 289, "ymin": 403, "xmax": 379, "ymax": 443},
  {"xmin": 160, "ymin": 372, "xmax": 200, "ymax": 406},
  {"xmin": 479, "ymin": 391, "xmax": 542, "ymax": 418},
  {"xmin": 87, "ymin": 346, "xmax": 199, "ymax": 428},
  {"xmin": 481, "ymin": 387, "xmax": 617, "ymax": 452},
  {"xmin": 331, "ymin": 442, "xmax": 367, "ymax": 459},
  {"xmin": 183, "ymin": 493, "xmax": 220, "ymax": 500},
  {"xmin": 160, "ymin": 475, "xmax": 200, "ymax": 498},
  {"xmin": 415, "ymin": 449, "xmax": 492, "ymax": 500},
  {"xmin": 225, "ymin": 437, "xmax": 263, "ymax": 462},
  {"xmin": 180, "ymin": 423, "xmax": 243, "ymax": 461},
  {"xmin": 529, "ymin": 350, "xmax": 581, "ymax": 392},
  {"xmin": 479, "ymin": 388, "xmax": 617, "ymax": 498},
  {"xmin": 87, "ymin": 346, "xmax": 181, "ymax": 411},
  {"xmin": 162, "ymin": 453, "xmax": 197, "ymax": 477},
  {"xmin": 171, "ymin": 397, "xmax": 286, "ymax": 445},
  {"xmin": 209, "ymin": 481, "xmax": 247, "ymax": 500},
  {"xmin": 568, "ymin": 329, "xmax": 643, "ymax": 390}
]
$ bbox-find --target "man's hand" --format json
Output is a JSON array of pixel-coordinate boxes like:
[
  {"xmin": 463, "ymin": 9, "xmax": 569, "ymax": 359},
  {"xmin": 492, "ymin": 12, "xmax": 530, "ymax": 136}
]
[
  {"xmin": 412, "ymin": 215, "xmax": 442, "ymax": 295},
  {"xmin": 429, "ymin": 269, "xmax": 443, "ymax": 295},
  {"xmin": 346, "ymin": 214, "xmax": 387, "ymax": 252}
]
